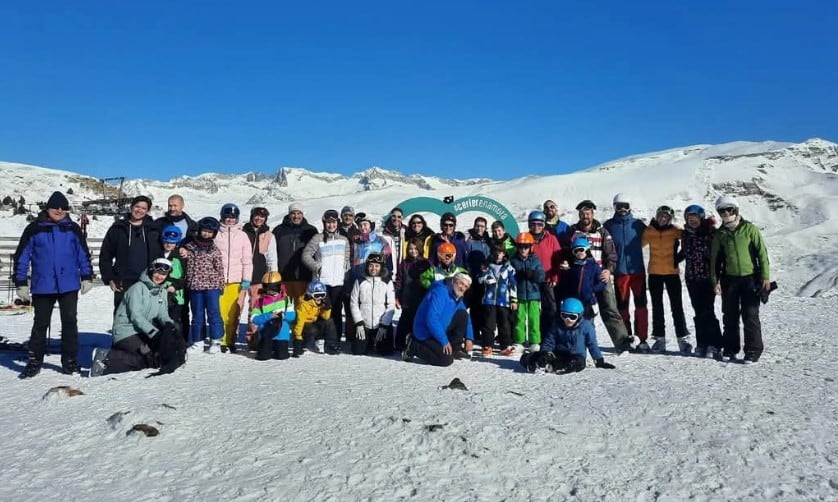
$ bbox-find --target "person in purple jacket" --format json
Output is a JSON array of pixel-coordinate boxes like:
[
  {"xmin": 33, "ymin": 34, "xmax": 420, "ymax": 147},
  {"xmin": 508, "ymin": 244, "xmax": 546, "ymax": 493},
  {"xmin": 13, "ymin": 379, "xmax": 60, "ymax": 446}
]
[{"xmin": 14, "ymin": 191, "xmax": 94, "ymax": 378}]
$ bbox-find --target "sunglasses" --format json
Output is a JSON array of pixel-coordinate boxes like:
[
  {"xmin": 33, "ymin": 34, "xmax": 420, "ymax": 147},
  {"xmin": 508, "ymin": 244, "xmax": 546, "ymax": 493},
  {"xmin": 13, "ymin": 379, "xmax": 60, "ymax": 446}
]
[
  {"xmin": 312, "ymin": 292, "xmax": 327, "ymax": 300},
  {"xmin": 560, "ymin": 312, "xmax": 580, "ymax": 322},
  {"xmin": 544, "ymin": 204, "xmax": 557, "ymax": 210},
  {"xmin": 150, "ymin": 262, "xmax": 172, "ymax": 274},
  {"xmin": 442, "ymin": 223, "xmax": 455, "ymax": 228},
  {"xmin": 391, "ymin": 214, "xmax": 403, "ymax": 219},
  {"xmin": 615, "ymin": 203, "xmax": 630, "ymax": 210},
  {"xmin": 572, "ymin": 247, "xmax": 588, "ymax": 254},
  {"xmin": 718, "ymin": 207, "xmax": 735, "ymax": 215}
]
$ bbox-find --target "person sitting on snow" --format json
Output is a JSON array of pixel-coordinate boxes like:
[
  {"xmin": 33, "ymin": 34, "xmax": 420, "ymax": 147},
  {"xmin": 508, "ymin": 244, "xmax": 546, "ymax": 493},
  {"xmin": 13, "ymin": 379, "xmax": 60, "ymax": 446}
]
[
  {"xmin": 292, "ymin": 280, "xmax": 338, "ymax": 357},
  {"xmin": 250, "ymin": 271, "xmax": 295, "ymax": 361},
  {"xmin": 521, "ymin": 298, "xmax": 615, "ymax": 374},
  {"xmin": 91, "ymin": 258, "xmax": 186, "ymax": 376}
]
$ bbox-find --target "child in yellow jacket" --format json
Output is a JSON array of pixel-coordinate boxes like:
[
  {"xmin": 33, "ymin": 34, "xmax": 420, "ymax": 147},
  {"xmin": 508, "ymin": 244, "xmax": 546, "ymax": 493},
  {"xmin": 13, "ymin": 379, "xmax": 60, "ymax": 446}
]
[
  {"xmin": 293, "ymin": 280, "xmax": 339, "ymax": 356},
  {"xmin": 641, "ymin": 205, "xmax": 691, "ymax": 354}
]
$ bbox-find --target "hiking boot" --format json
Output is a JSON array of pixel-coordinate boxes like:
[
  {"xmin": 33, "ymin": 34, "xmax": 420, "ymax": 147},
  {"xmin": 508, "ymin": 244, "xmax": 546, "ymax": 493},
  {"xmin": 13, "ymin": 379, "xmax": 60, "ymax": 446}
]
[
  {"xmin": 635, "ymin": 341, "xmax": 651, "ymax": 353},
  {"xmin": 528, "ymin": 343, "xmax": 541, "ymax": 353},
  {"xmin": 292, "ymin": 339, "xmax": 304, "ymax": 358},
  {"xmin": 62, "ymin": 359, "xmax": 81, "ymax": 375},
  {"xmin": 227, "ymin": 343, "xmax": 237, "ymax": 354},
  {"xmin": 401, "ymin": 334, "xmax": 414, "ymax": 362},
  {"xmin": 19, "ymin": 354, "xmax": 43, "ymax": 379},
  {"xmin": 677, "ymin": 337, "xmax": 693, "ymax": 355},
  {"xmin": 708, "ymin": 346, "xmax": 723, "ymax": 360},
  {"xmin": 651, "ymin": 337, "xmax": 667, "ymax": 353},
  {"xmin": 481, "ymin": 346, "xmax": 493, "ymax": 357},
  {"xmin": 208, "ymin": 340, "xmax": 222, "ymax": 354},
  {"xmin": 724, "ymin": 352, "xmax": 739, "ymax": 362},
  {"xmin": 90, "ymin": 348, "xmax": 109, "ymax": 377},
  {"xmin": 694, "ymin": 345, "xmax": 707, "ymax": 358},
  {"xmin": 220, "ymin": 344, "xmax": 228, "ymax": 353},
  {"xmin": 500, "ymin": 346, "xmax": 516, "ymax": 357},
  {"xmin": 743, "ymin": 352, "xmax": 760, "ymax": 364},
  {"xmin": 615, "ymin": 338, "xmax": 633, "ymax": 355},
  {"xmin": 453, "ymin": 349, "xmax": 471, "ymax": 360}
]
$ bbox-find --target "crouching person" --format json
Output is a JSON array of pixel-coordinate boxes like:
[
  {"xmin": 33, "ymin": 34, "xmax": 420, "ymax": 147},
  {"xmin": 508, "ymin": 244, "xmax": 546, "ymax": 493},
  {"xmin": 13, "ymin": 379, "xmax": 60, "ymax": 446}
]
[
  {"xmin": 402, "ymin": 272, "xmax": 474, "ymax": 366},
  {"xmin": 349, "ymin": 253, "xmax": 396, "ymax": 355},
  {"xmin": 293, "ymin": 280, "xmax": 339, "ymax": 356},
  {"xmin": 250, "ymin": 272, "xmax": 296, "ymax": 361},
  {"xmin": 521, "ymin": 298, "xmax": 615, "ymax": 374},
  {"xmin": 92, "ymin": 259, "xmax": 186, "ymax": 376}
]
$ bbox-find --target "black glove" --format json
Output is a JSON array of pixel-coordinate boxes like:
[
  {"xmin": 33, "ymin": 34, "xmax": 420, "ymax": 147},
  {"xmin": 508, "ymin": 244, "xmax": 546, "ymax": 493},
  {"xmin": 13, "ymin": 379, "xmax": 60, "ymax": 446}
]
[
  {"xmin": 322, "ymin": 297, "xmax": 332, "ymax": 310},
  {"xmin": 595, "ymin": 358, "xmax": 615, "ymax": 369}
]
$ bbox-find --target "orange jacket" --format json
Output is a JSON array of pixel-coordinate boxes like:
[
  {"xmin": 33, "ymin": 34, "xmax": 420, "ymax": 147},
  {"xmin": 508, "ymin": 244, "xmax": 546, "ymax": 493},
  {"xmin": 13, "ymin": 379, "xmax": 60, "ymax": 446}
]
[{"xmin": 642, "ymin": 221, "xmax": 681, "ymax": 275}]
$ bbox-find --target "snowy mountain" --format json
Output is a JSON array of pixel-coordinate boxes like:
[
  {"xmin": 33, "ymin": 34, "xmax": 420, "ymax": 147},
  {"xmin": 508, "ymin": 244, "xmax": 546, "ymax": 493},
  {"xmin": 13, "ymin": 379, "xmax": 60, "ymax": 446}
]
[
  {"xmin": 2, "ymin": 138, "xmax": 838, "ymax": 297},
  {"xmin": 2, "ymin": 139, "xmax": 838, "ymax": 501}
]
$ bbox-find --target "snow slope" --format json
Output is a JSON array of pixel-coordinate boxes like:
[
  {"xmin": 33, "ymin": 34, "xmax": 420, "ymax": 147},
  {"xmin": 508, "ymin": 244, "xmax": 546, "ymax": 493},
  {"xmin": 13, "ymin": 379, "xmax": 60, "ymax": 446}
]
[
  {"xmin": 0, "ymin": 288, "xmax": 836, "ymax": 501},
  {"xmin": 2, "ymin": 139, "xmax": 838, "ymax": 500}
]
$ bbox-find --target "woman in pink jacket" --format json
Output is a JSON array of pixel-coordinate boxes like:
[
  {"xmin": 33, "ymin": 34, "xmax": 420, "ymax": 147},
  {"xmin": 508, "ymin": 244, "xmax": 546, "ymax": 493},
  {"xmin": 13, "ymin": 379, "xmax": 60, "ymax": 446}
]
[{"xmin": 215, "ymin": 203, "xmax": 253, "ymax": 353}]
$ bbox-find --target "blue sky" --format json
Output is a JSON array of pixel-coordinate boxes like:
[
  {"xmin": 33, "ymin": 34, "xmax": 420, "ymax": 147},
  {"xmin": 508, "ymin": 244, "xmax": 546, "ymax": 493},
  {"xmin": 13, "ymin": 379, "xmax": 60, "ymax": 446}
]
[{"xmin": 1, "ymin": 1, "xmax": 836, "ymax": 181}]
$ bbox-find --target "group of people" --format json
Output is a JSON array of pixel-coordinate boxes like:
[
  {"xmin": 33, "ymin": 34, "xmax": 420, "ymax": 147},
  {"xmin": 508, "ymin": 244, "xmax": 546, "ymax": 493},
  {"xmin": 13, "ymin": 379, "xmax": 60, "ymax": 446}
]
[{"xmin": 11, "ymin": 189, "xmax": 773, "ymax": 379}]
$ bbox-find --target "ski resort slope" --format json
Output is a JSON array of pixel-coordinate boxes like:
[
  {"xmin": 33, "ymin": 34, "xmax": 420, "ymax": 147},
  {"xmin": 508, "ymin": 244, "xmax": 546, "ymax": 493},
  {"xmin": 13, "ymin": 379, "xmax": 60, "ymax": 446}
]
[{"xmin": 0, "ymin": 287, "xmax": 836, "ymax": 501}]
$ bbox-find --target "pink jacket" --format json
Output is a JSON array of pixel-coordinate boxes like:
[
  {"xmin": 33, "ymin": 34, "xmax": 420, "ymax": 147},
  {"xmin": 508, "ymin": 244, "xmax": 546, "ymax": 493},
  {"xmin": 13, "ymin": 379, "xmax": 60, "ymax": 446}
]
[{"xmin": 215, "ymin": 224, "xmax": 253, "ymax": 284}]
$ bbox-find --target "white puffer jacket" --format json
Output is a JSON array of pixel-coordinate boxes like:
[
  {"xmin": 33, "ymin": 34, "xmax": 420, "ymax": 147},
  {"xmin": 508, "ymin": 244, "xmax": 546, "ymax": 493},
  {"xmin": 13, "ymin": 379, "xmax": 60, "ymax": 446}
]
[{"xmin": 349, "ymin": 269, "xmax": 396, "ymax": 329}]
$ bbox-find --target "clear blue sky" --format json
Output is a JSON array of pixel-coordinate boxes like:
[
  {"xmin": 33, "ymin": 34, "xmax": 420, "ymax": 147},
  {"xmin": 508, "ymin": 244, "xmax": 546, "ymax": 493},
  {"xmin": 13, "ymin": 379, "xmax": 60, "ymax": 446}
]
[{"xmin": 1, "ymin": 0, "xmax": 836, "ymax": 181}]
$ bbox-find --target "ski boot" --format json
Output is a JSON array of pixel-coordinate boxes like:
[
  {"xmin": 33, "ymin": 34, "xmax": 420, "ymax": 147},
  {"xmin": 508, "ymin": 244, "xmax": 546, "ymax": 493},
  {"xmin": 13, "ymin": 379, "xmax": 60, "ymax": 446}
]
[
  {"xmin": 19, "ymin": 353, "xmax": 43, "ymax": 379},
  {"xmin": 62, "ymin": 358, "xmax": 81, "ymax": 376}
]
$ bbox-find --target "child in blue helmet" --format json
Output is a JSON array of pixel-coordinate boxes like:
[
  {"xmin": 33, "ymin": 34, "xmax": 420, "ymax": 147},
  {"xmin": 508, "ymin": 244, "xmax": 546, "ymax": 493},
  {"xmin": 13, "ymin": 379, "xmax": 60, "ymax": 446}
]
[
  {"xmin": 160, "ymin": 225, "xmax": 187, "ymax": 334},
  {"xmin": 521, "ymin": 298, "xmax": 615, "ymax": 373},
  {"xmin": 557, "ymin": 236, "xmax": 606, "ymax": 319}
]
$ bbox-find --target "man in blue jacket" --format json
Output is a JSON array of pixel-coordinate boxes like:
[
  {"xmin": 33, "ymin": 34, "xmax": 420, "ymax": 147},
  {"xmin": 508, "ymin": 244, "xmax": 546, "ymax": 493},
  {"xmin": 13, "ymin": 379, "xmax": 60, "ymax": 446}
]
[
  {"xmin": 404, "ymin": 272, "xmax": 475, "ymax": 366},
  {"xmin": 603, "ymin": 193, "xmax": 648, "ymax": 349},
  {"xmin": 14, "ymin": 191, "xmax": 94, "ymax": 378}
]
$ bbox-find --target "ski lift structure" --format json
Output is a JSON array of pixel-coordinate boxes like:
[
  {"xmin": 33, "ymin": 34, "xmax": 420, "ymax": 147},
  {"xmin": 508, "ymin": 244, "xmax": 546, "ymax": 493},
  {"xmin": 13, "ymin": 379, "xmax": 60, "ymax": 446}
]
[{"xmin": 81, "ymin": 177, "xmax": 132, "ymax": 216}]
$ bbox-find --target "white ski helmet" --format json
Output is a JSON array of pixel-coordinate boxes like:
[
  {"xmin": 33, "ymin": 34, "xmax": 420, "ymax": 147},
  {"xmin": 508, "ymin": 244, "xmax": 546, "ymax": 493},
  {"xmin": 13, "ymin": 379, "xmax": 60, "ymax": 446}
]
[
  {"xmin": 715, "ymin": 195, "xmax": 739, "ymax": 212},
  {"xmin": 613, "ymin": 193, "xmax": 630, "ymax": 205}
]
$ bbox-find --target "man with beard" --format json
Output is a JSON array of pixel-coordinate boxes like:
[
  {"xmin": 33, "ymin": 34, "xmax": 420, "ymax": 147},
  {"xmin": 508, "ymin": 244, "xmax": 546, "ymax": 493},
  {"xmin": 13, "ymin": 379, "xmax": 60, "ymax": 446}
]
[
  {"xmin": 562, "ymin": 200, "xmax": 632, "ymax": 354},
  {"xmin": 542, "ymin": 199, "xmax": 570, "ymax": 238},
  {"xmin": 100, "ymin": 195, "xmax": 163, "ymax": 310},
  {"xmin": 273, "ymin": 203, "xmax": 318, "ymax": 303}
]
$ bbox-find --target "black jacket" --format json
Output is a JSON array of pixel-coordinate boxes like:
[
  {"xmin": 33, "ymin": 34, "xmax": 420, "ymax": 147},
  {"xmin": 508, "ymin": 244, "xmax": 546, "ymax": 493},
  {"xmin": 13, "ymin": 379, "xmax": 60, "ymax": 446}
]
[
  {"xmin": 155, "ymin": 212, "xmax": 198, "ymax": 243},
  {"xmin": 273, "ymin": 215, "xmax": 317, "ymax": 282},
  {"xmin": 99, "ymin": 215, "xmax": 163, "ymax": 285}
]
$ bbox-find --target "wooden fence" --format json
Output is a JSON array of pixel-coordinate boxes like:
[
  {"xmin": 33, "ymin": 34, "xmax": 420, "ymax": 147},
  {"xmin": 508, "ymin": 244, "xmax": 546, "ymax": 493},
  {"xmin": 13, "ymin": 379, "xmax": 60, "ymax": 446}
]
[{"xmin": 0, "ymin": 236, "xmax": 104, "ymax": 291}]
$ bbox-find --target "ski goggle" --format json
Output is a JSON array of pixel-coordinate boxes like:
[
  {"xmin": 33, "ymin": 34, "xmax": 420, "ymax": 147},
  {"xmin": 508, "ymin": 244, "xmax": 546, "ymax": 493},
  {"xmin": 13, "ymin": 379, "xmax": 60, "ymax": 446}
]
[
  {"xmin": 150, "ymin": 262, "xmax": 172, "ymax": 274},
  {"xmin": 366, "ymin": 253, "xmax": 384, "ymax": 264},
  {"xmin": 162, "ymin": 229, "xmax": 181, "ymax": 242},
  {"xmin": 718, "ymin": 207, "xmax": 736, "ymax": 215},
  {"xmin": 656, "ymin": 206, "xmax": 674, "ymax": 216},
  {"xmin": 572, "ymin": 247, "xmax": 588, "ymax": 254},
  {"xmin": 614, "ymin": 203, "xmax": 630, "ymax": 210},
  {"xmin": 560, "ymin": 312, "xmax": 580, "ymax": 322},
  {"xmin": 311, "ymin": 292, "xmax": 327, "ymax": 300}
]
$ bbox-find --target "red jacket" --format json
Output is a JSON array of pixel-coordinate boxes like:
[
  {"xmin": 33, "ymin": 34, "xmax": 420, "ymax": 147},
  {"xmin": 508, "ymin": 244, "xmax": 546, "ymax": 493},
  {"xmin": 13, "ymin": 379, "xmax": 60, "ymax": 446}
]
[{"xmin": 532, "ymin": 231, "xmax": 562, "ymax": 283}]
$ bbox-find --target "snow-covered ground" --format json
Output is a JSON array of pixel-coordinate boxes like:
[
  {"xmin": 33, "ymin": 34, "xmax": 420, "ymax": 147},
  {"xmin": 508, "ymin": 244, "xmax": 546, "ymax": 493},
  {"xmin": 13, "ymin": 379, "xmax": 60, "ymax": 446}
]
[{"xmin": 1, "ymin": 286, "xmax": 836, "ymax": 501}]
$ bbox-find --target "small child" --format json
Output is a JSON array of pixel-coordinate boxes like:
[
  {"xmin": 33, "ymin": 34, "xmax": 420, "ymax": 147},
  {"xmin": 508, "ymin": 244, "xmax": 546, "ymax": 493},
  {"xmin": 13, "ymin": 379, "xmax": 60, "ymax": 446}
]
[
  {"xmin": 509, "ymin": 232, "xmax": 545, "ymax": 353},
  {"xmin": 293, "ymin": 280, "xmax": 338, "ymax": 357},
  {"xmin": 181, "ymin": 217, "xmax": 226, "ymax": 353},
  {"xmin": 160, "ymin": 225, "xmax": 187, "ymax": 335},
  {"xmin": 522, "ymin": 298, "xmax": 616, "ymax": 373},
  {"xmin": 557, "ymin": 237, "xmax": 606, "ymax": 319},
  {"xmin": 349, "ymin": 253, "xmax": 396, "ymax": 356},
  {"xmin": 249, "ymin": 271, "xmax": 296, "ymax": 361},
  {"xmin": 478, "ymin": 245, "xmax": 518, "ymax": 356}
]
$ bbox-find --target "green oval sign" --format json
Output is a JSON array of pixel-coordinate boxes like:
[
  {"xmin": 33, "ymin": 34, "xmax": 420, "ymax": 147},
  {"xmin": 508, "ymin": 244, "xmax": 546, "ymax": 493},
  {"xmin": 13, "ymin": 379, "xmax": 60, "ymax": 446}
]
[{"xmin": 394, "ymin": 196, "xmax": 520, "ymax": 237}]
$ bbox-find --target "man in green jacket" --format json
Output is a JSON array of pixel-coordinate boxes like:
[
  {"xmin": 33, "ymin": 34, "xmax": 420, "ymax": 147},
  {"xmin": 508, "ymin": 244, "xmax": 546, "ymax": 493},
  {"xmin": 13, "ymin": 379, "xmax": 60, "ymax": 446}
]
[{"xmin": 710, "ymin": 196, "xmax": 772, "ymax": 364}]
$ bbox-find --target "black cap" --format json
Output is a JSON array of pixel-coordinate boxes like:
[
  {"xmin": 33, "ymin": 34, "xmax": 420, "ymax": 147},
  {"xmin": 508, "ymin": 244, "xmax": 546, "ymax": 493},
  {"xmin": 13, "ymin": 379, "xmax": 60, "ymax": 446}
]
[
  {"xmin": 323, "ymin": 209, "xmax": 339, "ymax": 222},
  {"xmin": 46, "ymin": 191, "xmax": 70, "ymax": 210},
  {"xmin": 575, "ymin": 200, "xmax": 597, "ymax": 211}
]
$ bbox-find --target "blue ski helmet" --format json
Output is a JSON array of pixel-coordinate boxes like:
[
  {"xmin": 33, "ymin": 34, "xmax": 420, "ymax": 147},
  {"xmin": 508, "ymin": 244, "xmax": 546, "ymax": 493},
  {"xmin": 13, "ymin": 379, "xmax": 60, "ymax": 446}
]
[
  {"xmin": 571, "ymin": 236, "xmax": 591, "ymax": 251},
  {"xmin": 560, "ymin": 298, "xmax": 585, "ymax": 315},
  {"xmin": 306, "ymin": 280, "xmax": 328, "ymax": 297},
  {"xmin": 684, "ymin": 204, "xmax": 705, "ymax": 219},
  {"xmin": 220, "ymin": 203, "xmax": 240, "ymax": 220},
  {"xmin": 161, "ymin": 225, "xmax": 183, "ymax": 244},
  {"xmin": 528, "ymin": 210, "xmax": 546, "ymax": 223}
]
